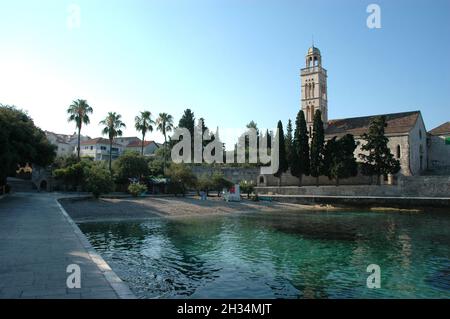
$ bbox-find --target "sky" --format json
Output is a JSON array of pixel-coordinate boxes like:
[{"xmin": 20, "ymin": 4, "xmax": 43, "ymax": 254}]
[{"xmin": 1, "ymin": 0, "xmax": 449, "ymax": 149}]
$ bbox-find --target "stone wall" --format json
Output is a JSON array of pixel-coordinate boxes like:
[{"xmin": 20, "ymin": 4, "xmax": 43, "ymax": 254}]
[
  {"xmin": 191, "ymin": 166, "xmax": 260, "ymax": 184},
  {"xmin": 256, "ymin": 175, "xmax": 450, "ymax": 198},
  {"xmin": 258, "ymin": 170, "xmax": 375, "ymax": 187},
  {"xmin": 428, "ymin": 134, "xmax": 450, "ymax": 173}
]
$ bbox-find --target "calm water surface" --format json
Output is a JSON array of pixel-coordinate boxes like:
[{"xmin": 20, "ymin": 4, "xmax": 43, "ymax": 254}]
[{"xmin": 78, "ymin": 210, "xmax": 450, "ymax": 298}]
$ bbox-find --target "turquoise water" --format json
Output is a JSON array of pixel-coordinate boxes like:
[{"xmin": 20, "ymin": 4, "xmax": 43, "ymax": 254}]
[{"xmin": 78, "ymin": 210, "xmax": 450, "ymax": 298}]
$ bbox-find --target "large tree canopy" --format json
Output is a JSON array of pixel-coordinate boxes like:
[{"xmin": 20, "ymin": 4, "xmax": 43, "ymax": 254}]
[{"xmin": 0, "ymin": 104, "xmax": 56, "ymax": 185}]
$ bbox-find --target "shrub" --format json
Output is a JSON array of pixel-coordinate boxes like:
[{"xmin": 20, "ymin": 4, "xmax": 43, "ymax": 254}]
[
  {"xmin": 84, "ymin": 164, "xmax": 113, "ymax": 198},
  {"xmin": 53, "ymin": 160, "xmax": 93, "ymax": 191},
  {"xmin": 128, "ymin": 183, "xmax": 148, "ymax": 197}
]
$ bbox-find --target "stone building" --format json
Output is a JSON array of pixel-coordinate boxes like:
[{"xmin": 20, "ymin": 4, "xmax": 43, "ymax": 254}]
[
  {"xmin": 45, "ymin": 131, "xmax": 90, "ymax": 157},
  {"xmin": 428, "ymin": 122, "xmax": 450, "ymax": 174}
]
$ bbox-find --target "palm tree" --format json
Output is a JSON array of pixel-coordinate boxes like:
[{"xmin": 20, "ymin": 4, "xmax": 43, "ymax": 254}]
[
  {"xmin": 135, "ymin": 111, "xmax": 155, "ymax": 156},
  {"xmin": 99, "ymin": 112, "xmax": 126, "ymax": 172},
  {"xmin": 156, "ymin": 112, "xmax": 174, "ymax": 172},
  {"xmin": 67, "ymin": 99, "xmax": 93, "ymax": 160}
]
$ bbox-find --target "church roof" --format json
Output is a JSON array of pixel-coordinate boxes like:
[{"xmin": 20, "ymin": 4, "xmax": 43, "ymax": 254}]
[
  {"xmin": 307, "ymin": 46, "xmax": 321, "ymax": 55},
  {"xmin": 325, "ymin": 111, "xmax": 421, "ymax": 137},
  {"xmin": 429, "ymin": 122, "xmax": 450, "ymax": 136}
]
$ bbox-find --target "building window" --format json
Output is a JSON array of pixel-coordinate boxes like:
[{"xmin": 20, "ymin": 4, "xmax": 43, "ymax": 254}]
[
  {"xmin": 419, "ymin": 129, "xmax": 422, "ymax": 139},
  {"xmin": 90, "ymin": 146, "xmax": 93, "ymax": 150},
  {"xmin": 396, "ymin": 145, "xmax": 401, "ymax": 159},
  {"xmin": 100, "ymin": 146, "xmax": 107, "ymax": 150}
]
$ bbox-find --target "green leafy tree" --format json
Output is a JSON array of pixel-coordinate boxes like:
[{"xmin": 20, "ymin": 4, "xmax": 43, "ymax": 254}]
[
  {"xmin": 67, "ymin": 99, "xmax": 93, "ymax": 160},
  {"xmin": 84, "ymin": 163, "xmax": 114, "ymax": 198},
  {"xmin": 148, "ymin": 156, "xmax": 164, "ymax": 177},
  {"xmin": 135, "ymin": 111, "xmax": 155, "ymax": 156},
  {"xmin": 99, "ymin": 112, "xmax": 126, "ymax": 172},
  {"xmin": 290, "ymin": 110, "xmax": 310, "ymax": 186},
  {"xmin": 323, "ymin": 134, "xmax": 358, "ymax": 186},
  {"xmin": 274, "ymin": 120, "xmax": 288, "ymax": 185},
  {"xmin": 359, "ymin": 116, "xmax": 401, "ymax": 184},
  {"xmin": 211, "ymin": 172, "xmax": 233, "ymax": 196},
  {"xmin": 165, "ymin": 163, "xmax": 196, "ymax": 196},
  {"xmin": 156, "ymin": 113, "xmax": 174, "ymax": 173},
  {"xmin": 310, "ymin": 110, "xmax": 325, "ymax": 186},
  {"xmin": 239, "ymin": 180, "xmax": 255, "ymax": 199},
  {"xmin": 197, "ymin": 174, "xmax": 214, "ymax": 196},
  {"xmin": 0, "ymin": 105, "xmax": 56, "ymax": 187},
  {"xmin": 113, "ymin": 152, "xmax": 150, "ymax": 185},
  {"xmin": 53, "ymin": 160, "xmax": 92, "ymax": 190}
]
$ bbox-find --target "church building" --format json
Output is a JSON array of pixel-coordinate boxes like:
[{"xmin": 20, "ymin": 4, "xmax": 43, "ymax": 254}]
[{"xmin": 300, "ymin": 46, "xmax": 428, "ymax": 177}]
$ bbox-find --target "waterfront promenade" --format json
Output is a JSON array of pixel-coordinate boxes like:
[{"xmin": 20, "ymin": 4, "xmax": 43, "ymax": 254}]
[{"xmin": 0, "ymin": 193, "xmax": 134, "ymax": 299}]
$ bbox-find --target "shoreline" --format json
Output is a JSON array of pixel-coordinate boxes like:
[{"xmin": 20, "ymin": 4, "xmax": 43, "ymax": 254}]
[{"xmin": 58, "ymin": 195, "xmax": 426, "ymax": 223}]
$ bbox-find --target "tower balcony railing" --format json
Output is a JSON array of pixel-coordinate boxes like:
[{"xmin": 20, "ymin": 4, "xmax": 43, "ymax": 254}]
[{"xmin": 301, "ymin": 66, "xmax": 327, "ymax": 76}]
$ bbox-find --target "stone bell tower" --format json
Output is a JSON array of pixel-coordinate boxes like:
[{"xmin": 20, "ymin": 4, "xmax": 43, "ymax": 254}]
[{"xmin": 301, "ymin": 46, "xmax": 328, "ymax": 135}]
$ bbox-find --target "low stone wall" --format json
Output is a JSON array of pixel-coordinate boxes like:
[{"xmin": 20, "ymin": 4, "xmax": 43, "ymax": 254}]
[
  {"xmin": 259, "ymin": 171, "xmax": 374, "ymax": 187},
  {"xmin": 191, "ymin": 166, "xmax": 260, "ymax": 184},
  {"xmin": 256, "ymin": 175, "xmax": 450, "ymax": 198}
]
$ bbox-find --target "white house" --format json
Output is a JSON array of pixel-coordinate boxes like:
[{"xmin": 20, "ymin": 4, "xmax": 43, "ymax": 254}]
[
  {"xmin": 45, "ymin": 131, "xmax": 90, "ymax": 157},
  {"xmin": 79, "ymin": 138, "xmax": 123, "ymax": 161}
]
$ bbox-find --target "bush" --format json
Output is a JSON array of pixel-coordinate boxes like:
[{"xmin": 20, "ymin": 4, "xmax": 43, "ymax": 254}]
[
  {"xmin": 128, "ymin": 183, "xmax": 148, "ymax": 197},
  {"xmin": 53, "ymin": 160, "xmax": 92, "ymax": 190},
  {"xmin": 84, "ymin": 164, "xmax": 114, "ymax": 198}
]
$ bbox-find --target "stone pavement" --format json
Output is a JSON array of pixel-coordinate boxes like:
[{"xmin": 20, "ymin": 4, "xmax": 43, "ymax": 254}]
[{"xmin": 0, "ymin": 193, "xmax": 135, "ymax": 299}]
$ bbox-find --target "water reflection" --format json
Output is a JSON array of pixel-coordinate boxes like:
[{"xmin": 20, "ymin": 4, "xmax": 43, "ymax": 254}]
[{"xmin": 79, "ymin": 210, "xmax": 450, "ymax": 299}]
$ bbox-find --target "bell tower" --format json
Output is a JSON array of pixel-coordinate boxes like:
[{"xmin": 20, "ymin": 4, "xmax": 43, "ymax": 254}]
[{"xmin": 301, "ymin": 46, "xmax": 328, "ymax": 134}]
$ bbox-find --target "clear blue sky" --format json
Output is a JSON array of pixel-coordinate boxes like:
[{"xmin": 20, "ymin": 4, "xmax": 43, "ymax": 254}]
[{"xmin": 1, "ymin": 0, "xmax": 449, "ymax": 148}]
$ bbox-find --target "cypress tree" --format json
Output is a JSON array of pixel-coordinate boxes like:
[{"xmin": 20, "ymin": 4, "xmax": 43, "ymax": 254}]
[
  {"xmin": 310, "ymin": 109, "xmax": 325, "ymax": 186},
  {"xmin": 290, "ymin": 110, "xmax": 310, "ymax": 186},
  {"xmin": 285, "ymin": 119, "xmax": 293, "ymax": 168},
  {"xmin": 274, "ymin": 120, "xmax": 288, "ymax": 186},
  {"xmin": 359, "ymin": 116, "xmax": 400, "ymax": 184}
]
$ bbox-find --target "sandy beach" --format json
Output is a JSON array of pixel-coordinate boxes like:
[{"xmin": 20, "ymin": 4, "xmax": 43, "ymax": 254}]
[{"xmin": 59, "ymin": 196, "xmax": 332, "ymax": 222}]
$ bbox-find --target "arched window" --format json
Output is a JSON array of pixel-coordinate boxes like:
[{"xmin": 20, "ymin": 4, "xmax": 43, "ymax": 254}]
[
  {"xmin": 312, "ymin": 82, "xmax": 315, "ymax": 98},
  {"xmin": 419, "ymin": 130, "xmax": 422, "ymax": 139},
  {"xmin": 310, "ymin": 106, "xmax": 315, "ymax": 121},
  {"xmin": 396, "ymin": 145, "xmax": 401, "ymax": 159}
]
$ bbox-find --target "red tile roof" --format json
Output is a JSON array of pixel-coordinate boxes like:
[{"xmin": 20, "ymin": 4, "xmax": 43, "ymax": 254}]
[
  {"xmin": 80, "ymin": 138, "xmax": 122, "ymax": 147},
  {"xmin": 126, "ymin": 140, "xmax": 156, "ymax": 148},
  {"xmin": 325, "ymin": 111, "xmax": 420, "ymax": 137},
  {"xmin": 429, "ymin": 122, "xmax": 450, "ymax": 136}
]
